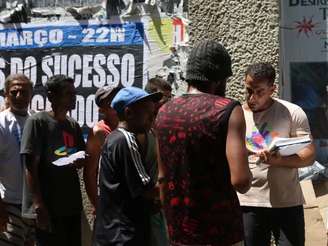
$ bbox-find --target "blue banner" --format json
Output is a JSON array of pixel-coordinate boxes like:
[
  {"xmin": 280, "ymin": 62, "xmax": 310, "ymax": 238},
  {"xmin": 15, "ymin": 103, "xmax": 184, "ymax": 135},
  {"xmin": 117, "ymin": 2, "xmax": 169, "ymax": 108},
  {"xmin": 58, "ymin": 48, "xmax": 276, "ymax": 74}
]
[{"xmin": 0, "ymin": 22, "xmax": 144, "ymax": 50}]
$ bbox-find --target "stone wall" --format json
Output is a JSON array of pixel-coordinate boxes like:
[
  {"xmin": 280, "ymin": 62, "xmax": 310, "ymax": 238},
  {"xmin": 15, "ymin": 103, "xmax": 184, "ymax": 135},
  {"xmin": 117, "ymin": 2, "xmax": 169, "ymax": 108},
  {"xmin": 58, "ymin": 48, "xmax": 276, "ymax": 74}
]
[{"xmin": 188, "ymin": 0, "xmax": 280, "ymax": 101}]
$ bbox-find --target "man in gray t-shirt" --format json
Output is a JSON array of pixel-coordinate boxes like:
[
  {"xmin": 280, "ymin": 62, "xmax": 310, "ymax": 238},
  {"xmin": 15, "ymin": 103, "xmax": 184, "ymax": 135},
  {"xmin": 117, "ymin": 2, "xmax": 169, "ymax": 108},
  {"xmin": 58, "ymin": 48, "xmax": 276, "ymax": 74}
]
[
  {"xmin": 0, "ymin": 74, "xmax": 34, "ymax": 246},
  {"xmin": 238, "ymin": 63, "xmax": 315, "ymax": 246}
]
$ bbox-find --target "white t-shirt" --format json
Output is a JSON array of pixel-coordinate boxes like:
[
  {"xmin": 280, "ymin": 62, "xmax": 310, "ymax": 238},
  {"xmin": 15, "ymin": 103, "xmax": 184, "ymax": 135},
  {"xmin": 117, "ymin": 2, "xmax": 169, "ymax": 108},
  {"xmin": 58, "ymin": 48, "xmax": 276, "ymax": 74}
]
[
  {"xmin": 238, "ymin": 98, "xmax": 311, "ymax": 208},
  {"xmin": 0, "ymin": 109, "xmax": 30, "ymax": 204}
]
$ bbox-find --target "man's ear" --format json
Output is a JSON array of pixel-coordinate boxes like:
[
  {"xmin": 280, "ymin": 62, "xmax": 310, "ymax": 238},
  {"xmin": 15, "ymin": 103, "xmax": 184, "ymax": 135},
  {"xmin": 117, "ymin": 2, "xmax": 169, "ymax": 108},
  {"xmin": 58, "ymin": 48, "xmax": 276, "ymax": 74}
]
[
  {"xmin": 124, "ymin": 107, "xmax": 133, "ymax": 120},
  {"xmin": 271, "ymin": 84, "xmax": 277, "ymax": 94},
  {"xmin": 47, "ymin": 91, "xmax": 54, "ymax": 103}
]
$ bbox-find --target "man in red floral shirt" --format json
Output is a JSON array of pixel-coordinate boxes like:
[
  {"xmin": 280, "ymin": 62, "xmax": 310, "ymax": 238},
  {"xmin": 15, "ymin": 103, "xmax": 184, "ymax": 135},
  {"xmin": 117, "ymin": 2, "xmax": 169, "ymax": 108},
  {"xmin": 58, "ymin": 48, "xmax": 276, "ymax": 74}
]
[{"xmin": 155, "ymin": 40, "xmax": 252, "ymax": 246}]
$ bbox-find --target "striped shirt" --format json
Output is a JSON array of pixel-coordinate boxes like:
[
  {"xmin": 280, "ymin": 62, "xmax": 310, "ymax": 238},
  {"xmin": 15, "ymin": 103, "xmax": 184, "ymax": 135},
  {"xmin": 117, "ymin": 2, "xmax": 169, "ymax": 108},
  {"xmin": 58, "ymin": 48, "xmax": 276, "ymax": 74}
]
[{"xmin": 94, "ymin": 128, "xmax": 157, "ymax": 245}]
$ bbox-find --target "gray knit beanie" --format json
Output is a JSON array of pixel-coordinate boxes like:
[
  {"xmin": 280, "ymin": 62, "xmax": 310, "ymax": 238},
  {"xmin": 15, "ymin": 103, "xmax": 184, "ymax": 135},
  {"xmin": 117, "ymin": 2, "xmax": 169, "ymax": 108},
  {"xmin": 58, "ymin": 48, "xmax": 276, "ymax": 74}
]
[{"xmin": 186, "ymin": 40, "xmax": 232, "ymax": 83}]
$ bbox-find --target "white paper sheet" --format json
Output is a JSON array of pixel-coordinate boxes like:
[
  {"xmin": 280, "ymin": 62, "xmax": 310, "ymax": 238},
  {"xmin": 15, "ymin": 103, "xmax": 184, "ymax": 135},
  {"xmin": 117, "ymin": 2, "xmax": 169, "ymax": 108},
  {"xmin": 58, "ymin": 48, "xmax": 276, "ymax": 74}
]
[{"xmin": 52, "ymin": 151, "xmax": 86, "ymax": 167}]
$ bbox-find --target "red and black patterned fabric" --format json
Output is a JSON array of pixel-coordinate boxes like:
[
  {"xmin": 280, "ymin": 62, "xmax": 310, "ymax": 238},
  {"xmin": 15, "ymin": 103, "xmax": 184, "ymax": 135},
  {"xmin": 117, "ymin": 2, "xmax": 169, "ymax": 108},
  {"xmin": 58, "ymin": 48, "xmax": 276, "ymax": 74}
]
[{"xmin": 155, "ymin": 94, "xmax": 243, "ymax": 246}]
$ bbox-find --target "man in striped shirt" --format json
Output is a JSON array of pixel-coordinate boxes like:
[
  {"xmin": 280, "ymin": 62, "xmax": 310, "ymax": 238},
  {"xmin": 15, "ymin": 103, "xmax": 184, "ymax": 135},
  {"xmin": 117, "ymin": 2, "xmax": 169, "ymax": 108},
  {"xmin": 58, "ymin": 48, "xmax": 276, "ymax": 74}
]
[{"xmin": 93, "ymin": 87, "xmax": 162, "ymax": 246}]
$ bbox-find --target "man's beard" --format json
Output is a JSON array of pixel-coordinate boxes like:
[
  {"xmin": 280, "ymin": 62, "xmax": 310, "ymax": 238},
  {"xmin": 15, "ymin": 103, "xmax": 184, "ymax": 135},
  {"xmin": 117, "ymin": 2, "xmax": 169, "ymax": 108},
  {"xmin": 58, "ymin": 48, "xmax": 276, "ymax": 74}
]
[{"xmin": 215, "ymin": 82, "xmax": 226, "ymax": 97}]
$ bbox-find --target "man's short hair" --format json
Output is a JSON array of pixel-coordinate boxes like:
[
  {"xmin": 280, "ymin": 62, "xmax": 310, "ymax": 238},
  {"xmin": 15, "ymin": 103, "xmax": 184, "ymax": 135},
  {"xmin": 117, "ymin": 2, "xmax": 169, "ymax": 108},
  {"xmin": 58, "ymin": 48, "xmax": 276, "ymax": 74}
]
[
  {"xmin": 45, "ymin": 75, "xmax": 74, "ymax": 96},
  {"xmin": 145, "ymin": 77, "xmax": 172, "ymax": 93},
  {"xmin": 4, "ymin": 74, "xmax": 32, "ymax": 94},
  {"xmin": 245, "ymin": 63, "xmax": 276, "ymax": 85}
]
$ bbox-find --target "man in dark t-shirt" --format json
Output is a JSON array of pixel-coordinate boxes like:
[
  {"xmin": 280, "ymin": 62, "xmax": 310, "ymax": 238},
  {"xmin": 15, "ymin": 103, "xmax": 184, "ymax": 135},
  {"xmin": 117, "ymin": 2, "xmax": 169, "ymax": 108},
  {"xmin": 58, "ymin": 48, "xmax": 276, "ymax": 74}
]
[
  {"xmin": 20, "ymin": 75, "xmax": 85, "ymax": 246},
  {"xmin": 155, "ymin": 40, "xmax": 252, "ymax": 246},
  {"xmin": 93, "ymin": 86, "xmax": 162, "ymax": 246}
]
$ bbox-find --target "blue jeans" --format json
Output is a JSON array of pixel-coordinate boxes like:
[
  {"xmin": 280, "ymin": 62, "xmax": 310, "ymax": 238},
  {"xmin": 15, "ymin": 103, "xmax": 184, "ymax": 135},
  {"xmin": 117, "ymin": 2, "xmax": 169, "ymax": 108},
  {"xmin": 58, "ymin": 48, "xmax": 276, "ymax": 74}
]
[{"xmin": 242, "ymin": 206, "xmax": 305, "ymax": 246}]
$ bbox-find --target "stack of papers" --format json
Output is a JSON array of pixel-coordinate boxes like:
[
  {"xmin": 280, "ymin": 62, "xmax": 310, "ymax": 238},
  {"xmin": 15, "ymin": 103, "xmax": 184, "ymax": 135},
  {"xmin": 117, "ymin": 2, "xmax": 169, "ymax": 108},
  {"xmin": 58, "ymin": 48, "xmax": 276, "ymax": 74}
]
[{"xmin": 268, "ymin": 135, "xmax": 311, "ymax": 156}]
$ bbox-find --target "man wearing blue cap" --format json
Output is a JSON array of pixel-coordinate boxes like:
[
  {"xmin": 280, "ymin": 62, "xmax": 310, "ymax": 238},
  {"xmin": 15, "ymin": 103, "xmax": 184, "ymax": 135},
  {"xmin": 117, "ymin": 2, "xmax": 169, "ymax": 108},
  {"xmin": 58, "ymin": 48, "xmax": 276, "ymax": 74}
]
[{"xmin": 93, "ymin": 86, "xmax": 162, "ymax": 246}]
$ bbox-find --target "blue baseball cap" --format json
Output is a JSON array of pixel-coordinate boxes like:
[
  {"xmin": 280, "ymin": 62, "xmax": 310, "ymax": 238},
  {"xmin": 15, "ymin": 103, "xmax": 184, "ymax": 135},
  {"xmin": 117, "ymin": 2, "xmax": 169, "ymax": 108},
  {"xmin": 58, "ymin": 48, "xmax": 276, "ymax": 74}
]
[{"xmin": 111, "ymin": 86, "xmax": 162, "ymax": 114}]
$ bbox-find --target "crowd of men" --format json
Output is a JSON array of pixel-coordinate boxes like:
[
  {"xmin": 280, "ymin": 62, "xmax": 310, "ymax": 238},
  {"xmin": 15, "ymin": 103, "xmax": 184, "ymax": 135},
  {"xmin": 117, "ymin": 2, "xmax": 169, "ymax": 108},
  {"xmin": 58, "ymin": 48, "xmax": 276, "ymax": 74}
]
[{"xmin": 0, "ymin": 40, "xmax": 315, "ymax": 246}]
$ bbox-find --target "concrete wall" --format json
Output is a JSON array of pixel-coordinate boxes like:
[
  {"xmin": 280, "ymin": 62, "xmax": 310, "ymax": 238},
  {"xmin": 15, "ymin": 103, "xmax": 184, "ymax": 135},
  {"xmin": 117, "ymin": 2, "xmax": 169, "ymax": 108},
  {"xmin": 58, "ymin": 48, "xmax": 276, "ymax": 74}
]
[{"xmin": 188, "ymin": 0, "xmax": 280, "ymax": 101}]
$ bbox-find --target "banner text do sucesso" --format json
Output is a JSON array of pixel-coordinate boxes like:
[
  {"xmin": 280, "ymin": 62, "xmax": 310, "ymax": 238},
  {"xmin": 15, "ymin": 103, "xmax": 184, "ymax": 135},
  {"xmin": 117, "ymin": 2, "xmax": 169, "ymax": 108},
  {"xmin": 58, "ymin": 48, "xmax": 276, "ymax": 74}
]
[{"xmin": 0, "ymin": 22, "xmax": 145, "ymax": 130}]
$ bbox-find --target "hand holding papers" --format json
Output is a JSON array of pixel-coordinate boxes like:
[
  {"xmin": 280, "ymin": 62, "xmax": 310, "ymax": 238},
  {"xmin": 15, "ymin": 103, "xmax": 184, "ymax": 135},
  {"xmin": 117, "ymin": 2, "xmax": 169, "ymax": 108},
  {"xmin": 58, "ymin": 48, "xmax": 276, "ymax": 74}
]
[
  {"xmin": 52, "ymin": 151, "xmax": 87, "ymax": 167},
  {"xmin": 268, "ymin": 135, "xmax": 311, "ymax": 156},
  {"xmin": 250, "ymin": 135, "xmax": 312, "ymax": 165}
]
